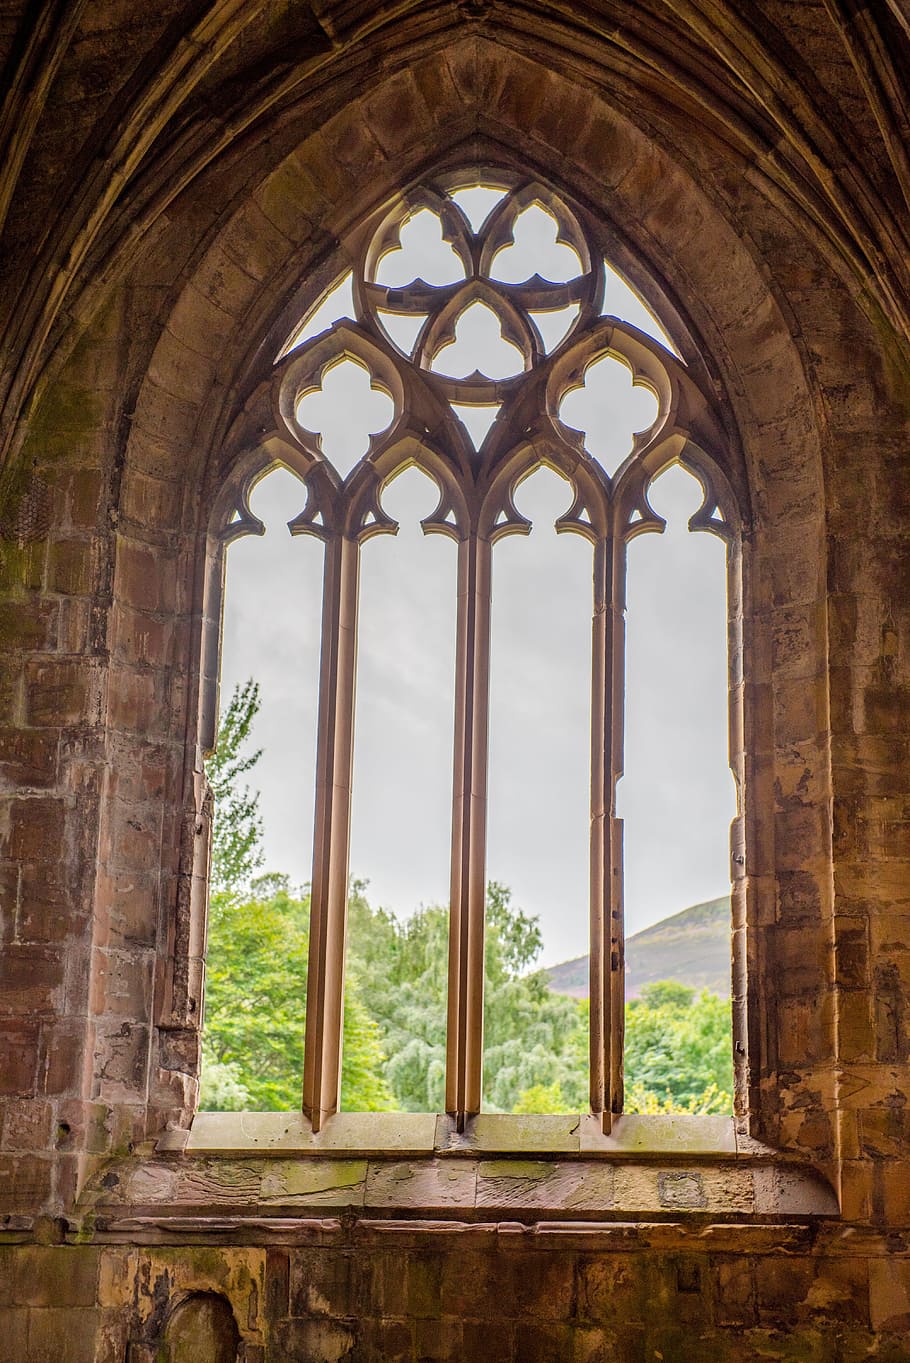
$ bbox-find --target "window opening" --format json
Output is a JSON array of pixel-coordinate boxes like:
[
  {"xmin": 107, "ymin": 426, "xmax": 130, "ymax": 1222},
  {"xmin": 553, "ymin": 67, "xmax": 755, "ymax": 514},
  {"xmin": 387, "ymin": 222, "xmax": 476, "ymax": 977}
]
[
  {"xmin": 281, "ymin": 271, "xmax": 355, "ymax": 356},
  {"xmin": 619, "ymin": 462, "xmax": 735, "ymax": 1113},
  {"xmin": 448, "ymin": 402, "xmax": 501, "ymax": 451},
  {"xmin": 449, "ymin": 184, "xmax": 509, "ymax": 232},
  {"xmin": 430, "ymin": 301, "xmax": 525, "ymax": 380},
  {"xmin": 485, "ymin": 466, "xmax": 591, "ymax": 1114},
  {"xmin": 528, "ymin": 303, "xmax": 581, "ymax": 354},
  {"xmin": 377, "ymin": 309, "xmax": 429, "ymax": 357},
  {"xmin": 490, "ymin": 203, "xmax": 583, "ymax": 283},
  {"xmin": 557, "ymin": 353, "xmax": 660, "ymax": 478},
  {"xmin": 375, "ymin": 207, "xmax": 466, "ymax": 287},
  {"xmin": 346, "ymin": 466, "xmax": 456, "ymax": 1112},
  {"xmin": 202, "ymin": 466, "xmax": 319, "ymax": 1110},
  {"xmin": 601, "ymin": 259, "xmax": 681, "ymax": 357},
  {"xmin": 207, "ymin": 172, "xmax": 736, "ymax": 1132},
  {"xmin": 295, "ymin": 357, "xmax": 395, "ymax": 479}
]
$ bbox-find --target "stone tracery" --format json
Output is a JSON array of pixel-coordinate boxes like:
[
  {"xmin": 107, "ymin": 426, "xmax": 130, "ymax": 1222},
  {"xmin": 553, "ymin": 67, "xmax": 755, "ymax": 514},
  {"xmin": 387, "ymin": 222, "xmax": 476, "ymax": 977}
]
[{"xmin": 219, "ymin": 174, "xmax": 741, "ymax": 1131}]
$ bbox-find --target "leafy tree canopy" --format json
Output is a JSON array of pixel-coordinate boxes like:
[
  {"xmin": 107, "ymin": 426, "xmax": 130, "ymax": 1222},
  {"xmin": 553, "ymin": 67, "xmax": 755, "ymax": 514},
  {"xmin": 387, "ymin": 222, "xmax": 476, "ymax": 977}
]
[{"xmin": 201, "ymin": 681, "xmax": 733, "ymax": 1117}]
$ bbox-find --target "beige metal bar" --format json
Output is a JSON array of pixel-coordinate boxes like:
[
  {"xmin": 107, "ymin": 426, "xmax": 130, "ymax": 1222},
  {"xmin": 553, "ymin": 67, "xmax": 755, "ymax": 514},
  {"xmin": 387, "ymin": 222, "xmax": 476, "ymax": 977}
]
[
  {"xmin": 589, "ymin": 529, "xmax": 626, "ymax": 1132},
  {"xmin": 445, "ymin": 529, "xmax": 493, "ymax": 1128},
  {"xmin": 302, "ymin": 532, "xmax": 360, "ymax": 1131}
]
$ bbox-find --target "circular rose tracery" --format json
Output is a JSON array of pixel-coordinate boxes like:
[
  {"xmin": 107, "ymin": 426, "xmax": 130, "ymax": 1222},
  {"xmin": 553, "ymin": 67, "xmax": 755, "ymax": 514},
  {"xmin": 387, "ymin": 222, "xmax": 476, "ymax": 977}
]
[{"xmin": 267, "ymin": 175, "xmax": 731, "ymax": 543}]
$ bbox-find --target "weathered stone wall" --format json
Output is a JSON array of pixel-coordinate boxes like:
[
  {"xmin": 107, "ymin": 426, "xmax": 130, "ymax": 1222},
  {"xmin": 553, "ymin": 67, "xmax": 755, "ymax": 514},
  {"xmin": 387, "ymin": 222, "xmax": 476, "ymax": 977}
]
[
  {"xmin": 1, "ymin": 5, "xmax": 909, "ymax": 1357},
  {"xmin": 1, "ymin": 1229, "xmax": 910, "ymax": 1362}
]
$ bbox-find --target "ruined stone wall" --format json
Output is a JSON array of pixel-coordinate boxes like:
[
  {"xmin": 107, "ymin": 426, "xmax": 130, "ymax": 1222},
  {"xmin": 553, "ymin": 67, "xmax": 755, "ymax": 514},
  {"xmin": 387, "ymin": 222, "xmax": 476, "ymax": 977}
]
[
  {"xmin": 1, "ymin": 10, "xmax": 909, "ymax": 1359},
  {"xmin": 0, "ymin": 1230, "xmax": 909, "ymax": 1363}
]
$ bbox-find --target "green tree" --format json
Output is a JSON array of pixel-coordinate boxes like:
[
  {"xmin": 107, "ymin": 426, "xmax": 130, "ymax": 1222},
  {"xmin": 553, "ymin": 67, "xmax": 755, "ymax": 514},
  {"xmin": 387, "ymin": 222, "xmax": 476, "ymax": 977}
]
[
  {"xmin": 623, "ymin": 983, "xmax": 732, "ymax": 1112},
  {"xmin": 201, "ymin": 685, "xmax": 394, "ymax": 1111},
  {"xmin": 346, "ymin": 880, "xmax": 589, "ymax": 1113},
  {"xmin": 482, "ymin": 886, "xmax": 587, "ymax": 1112},
  {"xmin": 203, "ymin": 684, "xmax": 732, "ymax": 1117},
  {"xmin": 201, "ymin": 883, "xmax": 395, "ymax": 1111},
  {"xmin": 207, "ymin": 679, "xmax": 264, "ymax": 898}
]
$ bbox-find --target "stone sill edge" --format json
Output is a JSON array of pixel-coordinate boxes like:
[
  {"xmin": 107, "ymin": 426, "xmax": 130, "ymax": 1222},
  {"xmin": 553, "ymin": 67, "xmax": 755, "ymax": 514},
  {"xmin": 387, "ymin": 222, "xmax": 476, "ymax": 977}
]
[
  {"xmin": 177, "ymin": 1111, "xmax": 786, "ymax": 1162},
  {"xmin": 7, "ymin": 1215, "xmax": 894, "ymax": 1253}
]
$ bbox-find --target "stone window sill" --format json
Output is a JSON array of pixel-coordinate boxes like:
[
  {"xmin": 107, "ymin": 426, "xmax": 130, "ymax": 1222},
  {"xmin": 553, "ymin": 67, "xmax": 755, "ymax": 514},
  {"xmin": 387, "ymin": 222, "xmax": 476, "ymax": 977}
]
[
  {"xmin": 181, "ymin": 1111, "xmax": 751, "ymax": 1160},
  {"xmin": 68, "ymin": 1112, "xmax": 839, "ymax": 1226}
]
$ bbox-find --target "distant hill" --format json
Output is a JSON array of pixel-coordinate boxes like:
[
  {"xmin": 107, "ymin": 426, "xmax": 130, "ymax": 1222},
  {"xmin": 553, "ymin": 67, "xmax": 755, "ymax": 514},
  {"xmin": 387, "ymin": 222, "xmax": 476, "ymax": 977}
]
[{"xmin": 545, "ymin": 895, "xmax": 731, "ymax": 1000}]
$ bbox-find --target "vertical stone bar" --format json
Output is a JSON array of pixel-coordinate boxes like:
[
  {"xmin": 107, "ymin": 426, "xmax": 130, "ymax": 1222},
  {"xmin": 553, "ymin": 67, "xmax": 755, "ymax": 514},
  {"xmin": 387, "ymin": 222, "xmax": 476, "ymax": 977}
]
[
  {"xmin": 302, "ymin": 532, "xmax": 359, "ymax": 1131},
  {"xmin": 589, "ymin": 529, "xmax": 625, "ymax": 1132},
  {"xmin": 446, "ymin": 530, "xmax": 493, "ymax": 1128}
]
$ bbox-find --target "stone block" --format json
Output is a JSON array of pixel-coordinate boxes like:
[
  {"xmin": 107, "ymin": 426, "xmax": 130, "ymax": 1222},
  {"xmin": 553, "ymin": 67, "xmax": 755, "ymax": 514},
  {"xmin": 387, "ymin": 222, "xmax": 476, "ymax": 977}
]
[
  {"xmin": 0, "ymin": 1154, "xmax": 52, "ymax": 1209},
  {"xmin": 364, "ymin": 69, "xmax": 429, "ymax": 157},
  {"xmin": 47, "ymin": 537, "xmax": 95, "ymax": 596},
  {"xmin": 410, "ymin": 53, "xmax": 461, "ymax": 132},
  {"xmin": 113, "ymin": 539, "xmax": 177, "ymax": 615},
  {"xmin": 7, "ymin": 797, "xmax": 68, "ymax": 866},
  {"xmin": 404, "ymin": 1251, "xmax": 444, "ymax": 1320},
  {"xmin": 0, "ymin": 1306, "xmax": 28, "ymax": 1358},
  {"xmin": 0, "ymin": 1098, "xmax": 54, "ymax": 1152},
  {"xmin": 435, "ymin": 1112, "xmax": 580, "ymax": 1154},
  {"xmin": 360, "ymin": 1247, "xmax": 410, "ymax": 1318},
  {"xmin": 289, "ymin": 1248, "xmax": 357, "ymax": 1319},
  {"xmin": 172, "ymin": 1158, "xmax": 261, "ymax": 1207},
  {"xmin": 0, "ymin": 729, "xmax": 59, "ymax": 790},
  {"xmin": 0, "ymin": 599, "xmax": 58, "ymax": 652},
  {"xmin": 365, "ymin": 1159, "xmax": 475, "ymax": 1211},
  {"xmin": 874, "ymin": 1162, "xmax": 910, "ymax": 1225},
  {"xmin": 754, "ymin": 1257, "xmax": 815, "ymax": 1324},
  {"xmin": 4, "ymin": 1246, "xmax": 100, "ymax": 1307},
  {"xmin": 475, "ymin": 1159, "xmax": 614, "ymax": 1212},
  {"xmin": 273, "ymin": 1316, "xmax": 356, "ymax": 1363},
  {"xmin": 438, "ymin": 1248, "xmax": 496, "ymax": 1317},
  {"xmin": 752, "ymin": 1166, "xmax": 838, "ymax": 1216},
  {"xmin": 89, "ymin": 947, "xmax": 155, "ymax": 1018},
  {"xmin": 576, "ymin": 1255, "xmax": 648, "ymax": 1326},
  {"xmin": 26, "ymin": 1306, "xmax": 101, "ymax": 1363},
  {"xmin": 265, "ymin": 1248, "xmax": 290, "ymax": 1320},
  {"xmin": 513, "ymin": 1319, "xmax": 576, "ymax": 1363},
  {"xmin": 713, "ymin": 1257, "xmax": 757, "ymax": 1327},
  {"xmin": 16, "ymin": 863, "xmax": 80, "ymax": 943},
  {"xmin": 262, "ymin": 1159, "xmax": 368, "ymax": 1207},
  {"xmin": 868, "ymin": 1259, "xmax": 910, "ymax": 1332},
  {"xmin": 412, "ymin": 1314, "xmax": 462, "ymax": 1361},
  {"xmin": 38, "ymin": 1020, "xmax": 87, "ymax": 1097},
  {"xmin": 508, "ymin": 1250, "xmax": 576, "ymax": 1320},
  {"xmin": 25, "ymin": 661, "xmax": 92, "ymax": 728},
  {"xmin": 62, "ymin": 466, "xmax": 103, "ymax": 530},
  {"xmin": 106, "ymin": 668, "xmax": 164, "ymax": 737},
  {"xmin": 93, "ymin": 1020, "xmax": 150, "ymax": 1100},
  {"xmin": 0, "ymin": 944, "xmax": 65, "ymax": 1016},
  {"xmin": 358, "ymin": 1316, "xmax": 413, "ymax": 1362},
  {"xmin": 0, "ymin": 1023, "xmax": 39, "ymax": 1095},
  {"xmin": 218, "ymin": 201, "xmax": 293, "ymax": 285}
]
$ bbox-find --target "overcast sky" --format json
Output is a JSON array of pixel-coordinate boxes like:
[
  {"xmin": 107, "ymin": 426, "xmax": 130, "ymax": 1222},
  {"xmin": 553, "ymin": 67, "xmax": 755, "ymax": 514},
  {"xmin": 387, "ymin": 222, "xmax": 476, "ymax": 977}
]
[{"xmin": 219, "ymin": 197, "xmax": 735, "ymax": 967}]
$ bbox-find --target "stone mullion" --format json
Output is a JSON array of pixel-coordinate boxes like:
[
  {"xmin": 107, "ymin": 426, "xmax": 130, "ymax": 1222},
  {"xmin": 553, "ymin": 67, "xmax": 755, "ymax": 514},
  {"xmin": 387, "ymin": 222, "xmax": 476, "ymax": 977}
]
[
  {"xmin": 445, "ymin": 528, "xmax": 493, "ymax": 1128},
  {"xmin": 589, "ymin": 526, "xmax": 626, "ymax": 1132},
  {"xmin": 302, "ymin": 530, "xmax": 360, "ymax": 1132}
]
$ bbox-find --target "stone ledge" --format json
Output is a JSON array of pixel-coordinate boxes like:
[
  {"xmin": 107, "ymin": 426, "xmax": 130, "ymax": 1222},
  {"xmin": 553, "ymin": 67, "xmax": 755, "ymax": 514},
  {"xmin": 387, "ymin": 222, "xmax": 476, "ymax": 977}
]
[
  {"xmin": 78, "ymin": 1150, "xmax": 839, "ymax": 1222},
  {"xmin": 14, "ymin": 1217, "xmax": 908, "ymax": 1256},
  {"xmin": 185, "ymin": 1111, "xmax": 751, "ymax": 1159}
]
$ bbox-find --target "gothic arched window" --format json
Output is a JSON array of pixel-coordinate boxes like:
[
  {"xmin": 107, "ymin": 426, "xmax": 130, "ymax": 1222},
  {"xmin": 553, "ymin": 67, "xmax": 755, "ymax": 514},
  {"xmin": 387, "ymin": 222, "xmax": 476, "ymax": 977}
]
[{"xmin": 210, "ymin": 173, "xmax": 740, "ymax": 1132}]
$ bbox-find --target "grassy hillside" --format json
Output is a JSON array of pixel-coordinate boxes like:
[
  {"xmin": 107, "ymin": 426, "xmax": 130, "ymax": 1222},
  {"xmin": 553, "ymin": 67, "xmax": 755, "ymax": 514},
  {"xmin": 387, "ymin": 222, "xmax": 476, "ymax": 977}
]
[{"xmin": 545, "ymin": 894, "xmax": 731, "ymax": 1000}]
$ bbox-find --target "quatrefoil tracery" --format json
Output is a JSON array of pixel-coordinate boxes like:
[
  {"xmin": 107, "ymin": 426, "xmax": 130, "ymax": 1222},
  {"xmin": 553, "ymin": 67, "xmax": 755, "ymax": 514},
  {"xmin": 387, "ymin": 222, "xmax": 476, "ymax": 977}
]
[{"xmin": 255, "ymin": 176, "xmax": 731, "ymax": 545}]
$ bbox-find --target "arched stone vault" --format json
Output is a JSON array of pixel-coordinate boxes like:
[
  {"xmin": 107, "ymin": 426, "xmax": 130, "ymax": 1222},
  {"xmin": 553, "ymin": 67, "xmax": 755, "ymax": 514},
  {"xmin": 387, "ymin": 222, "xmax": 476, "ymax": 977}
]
[{"xmin": 3, "ymin": 4, "xmax": 910, "ymax": 472}]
